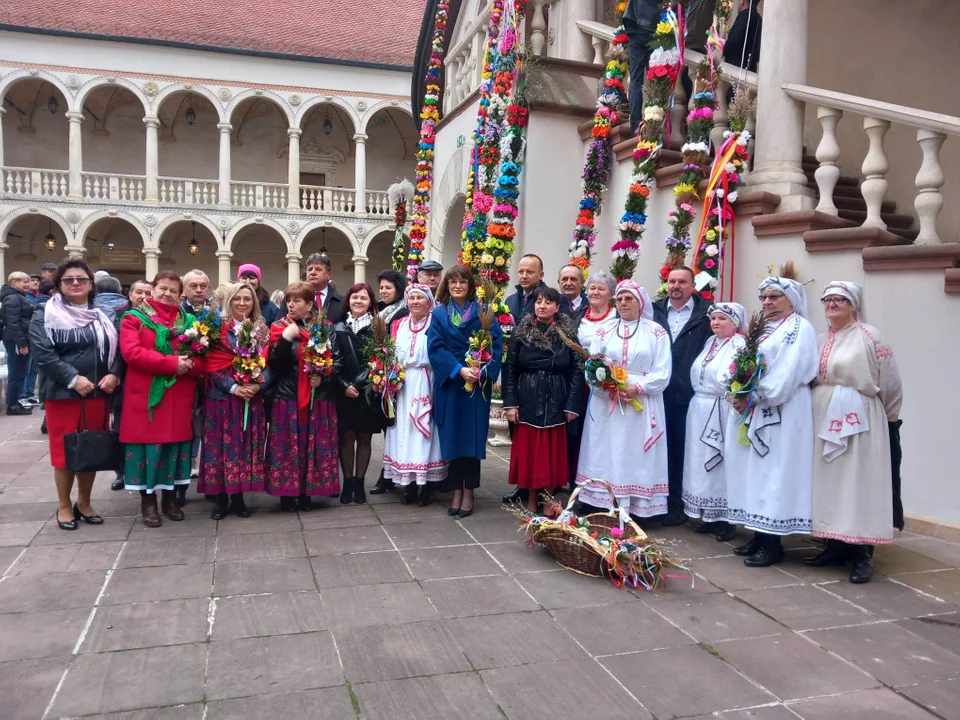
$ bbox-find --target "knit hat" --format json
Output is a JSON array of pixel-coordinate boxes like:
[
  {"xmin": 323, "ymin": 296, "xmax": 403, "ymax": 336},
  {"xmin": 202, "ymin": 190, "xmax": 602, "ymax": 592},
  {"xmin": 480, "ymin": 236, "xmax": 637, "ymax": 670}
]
[{"xmin": 237, "ymin": 264, "xmax": 262, "ymax": 282}]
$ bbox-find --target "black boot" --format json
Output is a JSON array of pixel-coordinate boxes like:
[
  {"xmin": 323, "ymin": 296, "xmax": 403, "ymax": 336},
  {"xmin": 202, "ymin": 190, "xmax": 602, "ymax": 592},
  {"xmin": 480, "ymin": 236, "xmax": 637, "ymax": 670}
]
[
  {"xmin": 804, "ymin": 539, "xmax": 849, "ymax": 567},
  {"xmin": 211, "ymin": 493, "xmax": 229, "ymax": 520},
  {"xmin": 340, "ymin": 477, "xmax": 355, "ymax": 505},
  {"xmin": 660, "ymin": 508, "xmax": 687, "ymax": 527},
  {"xmin": 279, "ymin": 497, "xmax": 298, "ymax": 512},
  {"xmin": 298, "ymin": 494, "xmax": 313, "ymax": 512},
  {"xmin": 418, "ymin": 484, "xmax": 436, "ymax": 507},
  {"xmin": 111, "ymin": 473, "xmax": 125, "ymax": 491},
  {"xmin": 714, "ymin": 521, "xmax": 737, "ymax": 542},
  {"xmin": 849, "ymin": 545, "xmax": 874, "ymax": 584},
  {"xmin": 174, "ymin": 486, "xmax": 187, "ymax": 507},
  {"xmin": 354, "ymin": 478, "xmax": 367, "ymax": 505},
  {"xmin": 744, "ymin": 534, "xmax": 785, "ymax": 567},
  {"xmin": 230, "ymin": 493, "xmax": 251, "ymax": 518},
  {"xmin": 695, "ymin": 521, "xmax": 721, "ymax": 534},
  {"xmin": 502, "ymin": 487, "xmax": 528, "ymax": 505},
  {"xmin": 370, "ymin": 471, "xmax": 393, "ymax": 495},
  {"xmin": 400, "ymin": 483, "xmax": 418, "ymax": 505},
  {"xmin": 733, "ymin": 532, "xmax": 763, "ymax": 556}
]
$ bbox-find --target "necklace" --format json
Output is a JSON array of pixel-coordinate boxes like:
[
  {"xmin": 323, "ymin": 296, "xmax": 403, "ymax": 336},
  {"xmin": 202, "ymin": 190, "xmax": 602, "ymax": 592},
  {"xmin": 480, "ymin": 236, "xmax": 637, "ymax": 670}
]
[
  {"xmin": 584, "ymin": 306, "xmax": 612, "ymax": 323},
  {"xmin": 759, "ymin": 314, "xmax": 793, "ymax": 344},
  {"xmin": 617, "ymin": 318, "xmax": 640, "ymax": 367},
  {"xmin": 616, "ymin": 318, "xmax": 640, "ymax": 340},
  {"xmin": 699, "ymin": 336, "xmax": 732, "ymax": 385},
  {"xmin": 407, "ymin": 315, "xmax": 429, "ymax": 357}
]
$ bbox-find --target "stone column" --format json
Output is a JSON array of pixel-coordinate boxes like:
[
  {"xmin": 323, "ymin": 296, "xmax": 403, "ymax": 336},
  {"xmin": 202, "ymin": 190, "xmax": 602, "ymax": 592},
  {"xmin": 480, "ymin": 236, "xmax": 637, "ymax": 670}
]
[
  {"xmin": 217, "ymin": 123, "xmax": 233, "ymax": 207},
  {"xmin": 144, "ymin": 116, "xmax": 161, "ymax": 203},
  {"xmin": 0, "ymin": 107, "xmax": 6, "ymax": 180},
  {"xmin": 352, "ymin": 255, "xmax": 367, "ymax": 284},
  {"xmin": 745, "ymin": 0, "xmax": 814, "ymax": 211},
  {"xmin": 216, "ymin": 250, "xmax": 234, "ymax": 285},
  {"xmin": 143, "ymin": 247, "xmax": 161, "ymax": 280},
  {"xmin": 0, "ymin": 242, "xmax": 8, "ymax": 281},
  {"xmin": 354, "ymin": 133, "xmax": 367, "ymax": 214},
  {"xmin": 67, "ymin": 111, "xmax": 85, "ymax": 199},
  {"xmin": 64, "ymin": 243, "xmax": 85, "ymax": 259},
  {"xmin": 286, "ymin": 252, "xmax": 302, "ymax": 284},
  {"xmin": 287, "ymin": 128, "xmax": 302, "ymax": 210}
]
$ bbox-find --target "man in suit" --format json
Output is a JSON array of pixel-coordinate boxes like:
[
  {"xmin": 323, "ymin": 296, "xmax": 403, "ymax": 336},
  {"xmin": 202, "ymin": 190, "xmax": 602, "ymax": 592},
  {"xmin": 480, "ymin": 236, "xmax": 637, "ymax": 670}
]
[
  {"xmin": 558, "ymin": 264, "xmax": 588, "ymax": 322},
  {"xmin": 505, "ymin": 254, "xmax": 570, "ymax": 322},
  {"xmin": 180, "ymin": 269, "xmax": 211, "ymax": 505},
  {"xmin": 652, "ymin": 266, "xmax": 713, "ymax": 526},
  {"xmin": 305, "ymin": 253, "xmax": 345, "ymax": 324}
]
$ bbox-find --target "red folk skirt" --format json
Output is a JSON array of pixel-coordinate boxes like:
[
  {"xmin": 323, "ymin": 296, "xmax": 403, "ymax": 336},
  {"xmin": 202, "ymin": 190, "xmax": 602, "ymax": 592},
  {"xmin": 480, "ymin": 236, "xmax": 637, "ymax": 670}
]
[
  {"xmin": 508, "ymin": 423, "xmax": 568, "ymax": 490},
  {"xmin": 45, "ymin": 397, "xmax": 109, "ymax": 470}
]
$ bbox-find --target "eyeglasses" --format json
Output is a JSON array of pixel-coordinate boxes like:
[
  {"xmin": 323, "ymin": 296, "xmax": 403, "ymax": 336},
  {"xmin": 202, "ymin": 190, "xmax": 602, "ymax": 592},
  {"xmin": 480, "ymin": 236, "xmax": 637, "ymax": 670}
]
[
  {"xmin": 759, "ymin": 293, "xmax": 785, "ymax": 301},
  {"xmin": 821, "ymin": 297, "xmax": 848, "ymax": 306},
  {"xmin": 61, "ymin": 277, "xmax": 91, "ymax": 286},
  {"xmin": 448, "ymin": 279, "xmax": 469, "ymax": 286}
]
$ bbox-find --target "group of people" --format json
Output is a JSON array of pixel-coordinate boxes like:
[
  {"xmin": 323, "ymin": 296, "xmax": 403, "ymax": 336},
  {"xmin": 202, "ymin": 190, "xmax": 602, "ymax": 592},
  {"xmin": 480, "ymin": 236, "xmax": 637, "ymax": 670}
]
[{"xmin": 14, "ymin": 250, "xmax": 903, "ymax": 584}]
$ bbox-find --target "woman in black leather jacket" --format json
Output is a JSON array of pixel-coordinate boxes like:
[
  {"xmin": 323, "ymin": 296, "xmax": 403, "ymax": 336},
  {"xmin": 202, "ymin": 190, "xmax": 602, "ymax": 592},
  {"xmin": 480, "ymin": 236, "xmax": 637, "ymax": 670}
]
[
  {"xmin": 29, "ymin": 259, "xmax": 122, "ymax": 530},
  {"xmin": 334, "ymin": 282, "xmax": 385, "ymax": 505},
  {"xmin": 503, "ymin": 286, "xmax": 583, "ymax": 513},
  {"xmin": 265, "ymin": 281, "xmax": 342, "ymax": 512}
]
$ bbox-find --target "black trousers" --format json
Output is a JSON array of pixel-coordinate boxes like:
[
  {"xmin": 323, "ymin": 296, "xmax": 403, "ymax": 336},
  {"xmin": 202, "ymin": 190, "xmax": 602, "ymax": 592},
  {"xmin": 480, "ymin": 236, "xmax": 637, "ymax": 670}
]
[
  {"xmin": 623, "ymin": 18, "xmax": 654, "ymax": 134},
  {"xmin": 447, "ymin": 457, "xmax": 481, "ymax": 491},
  {"xmin": 664, "ymin": 399, "xmax": 690, "ymax": 514}
]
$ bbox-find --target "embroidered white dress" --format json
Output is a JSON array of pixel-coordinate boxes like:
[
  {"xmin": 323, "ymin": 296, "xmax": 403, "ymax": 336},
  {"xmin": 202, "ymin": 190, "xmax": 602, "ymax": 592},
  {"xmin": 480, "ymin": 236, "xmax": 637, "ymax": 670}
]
[
  {"xmin": 382, "ymin": 315, "xmax": 447, "ymax": 485},
  {"xmin": 812, "ymin": 323, "xmax": 902, "ymax": 544},
  {"xmin": 682, "ymin": 333, "xmax": 746, "ymax": 521},
  {"xmin": 576, "ymin": 318, "xmax": 672, "ymax": 516},
  {"xmin": 577, "ymin": 311, "xmax": 618, "ymax": 351},
  {"xmin": 724, "ymin": 314, "xmax": 817, "ymax": 535}
]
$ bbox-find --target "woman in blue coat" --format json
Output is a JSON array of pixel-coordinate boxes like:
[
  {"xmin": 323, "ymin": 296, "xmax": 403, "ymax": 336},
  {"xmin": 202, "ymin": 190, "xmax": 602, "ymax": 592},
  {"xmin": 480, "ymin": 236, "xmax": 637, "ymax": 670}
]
[{"xmin": 427, "ymin": 265, "xmax": 503, "ymax": 518}]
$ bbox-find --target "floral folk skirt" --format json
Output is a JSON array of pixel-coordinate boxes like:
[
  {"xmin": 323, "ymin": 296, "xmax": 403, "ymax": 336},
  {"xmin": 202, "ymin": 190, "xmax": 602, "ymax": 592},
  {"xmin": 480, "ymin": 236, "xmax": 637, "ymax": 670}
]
[
  {"xmin": 266, "ymin": 397, "xmax": 340, "ymax": 497},
  {"xmin": 197, "ymin": 395, "xmax": 266, "ymax": 495},
  {"xmin": 124, "ymin": 441, "xmax": 193, "ymax": 494}
]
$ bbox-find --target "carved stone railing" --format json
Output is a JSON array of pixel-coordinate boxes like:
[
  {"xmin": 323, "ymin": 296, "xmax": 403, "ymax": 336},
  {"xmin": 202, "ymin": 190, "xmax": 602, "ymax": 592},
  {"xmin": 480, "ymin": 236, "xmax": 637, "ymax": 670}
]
[
  {"xmin": 299, "ymin": 185, "xmax": 357, "ymax": 213},
  {"xmin": 443, "ymin": 1, "xmax": 493, "ymax": 114},
  {"xmin": 1, "ymin": 167, "xmax": 69, "ymax": 199},
  {"xmin": 82, "ymin": 172, "xmax": 146, "ymax": 202},
  {"xmin": 365, "ymin": 190, "xmax": 391, "ymax": 216},
  {"xmin": 231, "ymin": 181, "xmax": 288, "ymax": 210},
  {"xmin": 783, "ymin": 83, "xmax": 959, "ymax": 243},
  {"xmin": 158, "ymin": 176, "xmax": 219, "ymax": 206}
]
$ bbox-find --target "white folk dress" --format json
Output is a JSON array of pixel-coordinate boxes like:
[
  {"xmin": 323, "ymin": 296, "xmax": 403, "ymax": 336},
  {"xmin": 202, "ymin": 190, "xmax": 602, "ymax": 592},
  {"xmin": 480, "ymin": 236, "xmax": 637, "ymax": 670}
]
[
  {"xmin": 577, "ymin": 310, "xmax": 619, "ymax": 352},
  {"xmin": 682, "ymin": 333, "xmax": 746, "ymax": 521},
  {"xmin": 812, "ymin": 323, "xmax": 902, "ymax": 545},
  {"xmin": 576, "ymin": 318, "xmax": 672, "ymax": 516},
  {"xmin": 724, "ymin": 314, "xmax": 818, "ymax": 536},
  {"xmin": 382, "ymin": 315, "xmax": 447, "ymax": 485}
]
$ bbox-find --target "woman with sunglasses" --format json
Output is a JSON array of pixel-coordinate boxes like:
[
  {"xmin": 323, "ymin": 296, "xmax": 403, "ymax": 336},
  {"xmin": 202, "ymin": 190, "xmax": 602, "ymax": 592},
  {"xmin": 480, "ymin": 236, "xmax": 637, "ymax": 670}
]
[{"xmin": 808, "ymin": 282, "xmax": 902, "ymax": 583}]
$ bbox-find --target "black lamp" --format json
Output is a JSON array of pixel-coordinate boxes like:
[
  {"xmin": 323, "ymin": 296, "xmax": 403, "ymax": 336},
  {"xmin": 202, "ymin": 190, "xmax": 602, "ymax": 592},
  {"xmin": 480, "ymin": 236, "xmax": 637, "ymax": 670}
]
[
  {"xmin": 185, "ymin": 96, "xmax": 196, "ymax": 126},
  {"xmin": 188, "ymin": 221, "xmax": 199, "ymax": 255},
  {"xmin": 44, "ymin": 220, "xmax": 56, "ymax": 251},
  {"xmin": 47, "ymin": 95, "xmax": 59, "ymax": 114}
]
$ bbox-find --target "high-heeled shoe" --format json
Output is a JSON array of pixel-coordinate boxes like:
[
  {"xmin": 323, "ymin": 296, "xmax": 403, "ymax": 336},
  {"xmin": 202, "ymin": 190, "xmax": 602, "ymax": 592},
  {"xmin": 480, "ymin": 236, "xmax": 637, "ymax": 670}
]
[
  {"xmin": 447, "ymin": 505, "xmax": 461, "ymax": 516},
  {"xmin": 456, "ymin": 508, "xmax": 473, "ymax": 519},
  {"xmin": 58, "ymin": 510, "xmax": 78, "ymax": 531},
  {"xmin": 73, "ymin": 503, "xmax": 103, "ymax": 525}
]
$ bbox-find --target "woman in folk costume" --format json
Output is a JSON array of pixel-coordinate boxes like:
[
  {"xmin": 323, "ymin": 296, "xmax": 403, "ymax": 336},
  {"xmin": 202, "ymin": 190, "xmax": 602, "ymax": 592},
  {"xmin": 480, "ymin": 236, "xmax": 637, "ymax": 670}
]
[
  {"xmin": 725, "ymin": 276, "xmax": 818, "ymax": 567},
  {"xmin": 266, "ymin": 281, "xmax": 342, "ymax": 512},
  {"xmin": 427, "ymin": 265, "xmax": 503, "ymax": 519},
  {"xmin": 120, "ymin": 271, "xmax": 206, "ymax": 527},
  {"xmin": 576, "ymin": 280, "xmax": 672, "ymax": 517},
  {"xmin": 682, "ymin": 302, "xmax": 748, "ymax": 542},
  {"xmin": 198, "ymin": 282, "xmax": 271, "ymax": 520},
  {"xmin": 382, "ymin": 284, "xmax": 446, "ymax": 506},
  {"xmin": 808, "ymin": 281, "xmax": 902, "ymax": 584}
]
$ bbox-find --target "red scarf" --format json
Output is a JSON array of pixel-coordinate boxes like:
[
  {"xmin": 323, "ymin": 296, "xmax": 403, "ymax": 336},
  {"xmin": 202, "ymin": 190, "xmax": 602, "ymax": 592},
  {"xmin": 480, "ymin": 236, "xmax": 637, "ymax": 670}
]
[
  {"xmin": 206, "ymin": 321, "xmax": 240, "ymax": 379},
  {"xmin": 269, "ymin": 317, "xmax": 312, "ymax": 417}
]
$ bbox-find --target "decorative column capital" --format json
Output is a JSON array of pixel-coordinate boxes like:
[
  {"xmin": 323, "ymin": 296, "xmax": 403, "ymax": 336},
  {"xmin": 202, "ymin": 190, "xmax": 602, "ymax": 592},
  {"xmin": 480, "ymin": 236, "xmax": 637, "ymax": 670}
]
[
  {"xmin": 142, "ymin": 247, "xmax": 162, "ymax": 258},
  {"xmin": 217, "ymin": 122, "xmax": 233, "ymax": 133},
  {"xmin": 287, "ymin": 127, "xmax": 303, "ymax": 139},
  {"xmin": 0, "ymin": 242, "xmax": 9, "ymax": 251},
  {"xmin": 285, "ymin": 252, "xmax": 303, "ymax": 261},
  {"xmin": 143, "ymin": 116, "xmax": 161, "ymax": 129},
  {"xmin": 353, "ymin": 133, "xmax": 368, "ymax": 144},
  {"xmin": 0, "ymin": 106, "xmax": 6, "ymax": 117},
  {"xmin": 66, "ymin": 111, "xmax": 84, "ymax": 123},
  {"xmin": 215, "ymin": 250, "xmax": 234, "ymax": 259},
  {"xmin": 351, "ymin": 255, "xmax": 368, "ymax": 264},
  {"xmin": 64, "ymin": 244, "xmax": 86, "ymax": 257}
]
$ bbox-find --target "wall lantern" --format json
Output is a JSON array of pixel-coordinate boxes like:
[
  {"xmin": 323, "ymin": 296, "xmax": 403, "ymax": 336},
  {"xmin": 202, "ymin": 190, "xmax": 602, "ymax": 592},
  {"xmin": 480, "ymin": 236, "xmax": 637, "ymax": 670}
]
[
  {"xmin": 185, "ymin": 95, "xmax": 196, "ymax": 126},
  {"xmin": 188, "ymin": 221, "xmax": 199, "ymax": 255},
  {"xmin": 47, "ymin": 95, "xmax": 59, "ymax": 114},
  {"xmin": 44, "ymin": 220, "xmax": 56, "ymax": 251}
]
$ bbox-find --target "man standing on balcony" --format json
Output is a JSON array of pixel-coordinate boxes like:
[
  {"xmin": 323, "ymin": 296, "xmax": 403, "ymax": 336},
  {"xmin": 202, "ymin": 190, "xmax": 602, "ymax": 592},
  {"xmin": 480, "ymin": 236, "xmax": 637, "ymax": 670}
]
[
  {"xmin": 305, "ymin": 253, "xmax": 345, "ymax": 324},
  {"xmin": 624, "ymin": 0, "xmax": 661, "ymax": 134},
  {"xmin": 180, "ymin": 269, "xmax": 211, "ymax": 502},
  {"xmin": 652, "ymin": 266, "xmax": 712, "ymax": 526}
]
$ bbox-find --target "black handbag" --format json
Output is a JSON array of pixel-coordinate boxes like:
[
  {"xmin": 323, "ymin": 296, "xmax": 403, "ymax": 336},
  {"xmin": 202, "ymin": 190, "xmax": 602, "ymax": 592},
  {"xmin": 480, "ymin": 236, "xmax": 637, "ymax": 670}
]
[{"xmin": 63, "ymin": 398, "xmax": 121, "ymax": 472}]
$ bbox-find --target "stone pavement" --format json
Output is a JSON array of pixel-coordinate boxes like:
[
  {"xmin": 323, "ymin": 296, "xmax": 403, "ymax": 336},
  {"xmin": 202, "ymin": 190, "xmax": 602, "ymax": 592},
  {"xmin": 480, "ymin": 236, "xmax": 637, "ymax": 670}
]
[{"xmin": 1, "ymin": 413, "xmax": 959, "ymax": 720}]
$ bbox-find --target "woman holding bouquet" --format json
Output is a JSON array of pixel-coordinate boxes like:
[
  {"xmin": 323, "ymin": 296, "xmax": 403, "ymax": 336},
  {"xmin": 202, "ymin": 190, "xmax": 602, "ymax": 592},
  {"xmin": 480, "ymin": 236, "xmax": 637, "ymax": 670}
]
[
  {"xmin": 334, "ymin": 282, "xmax": 385, "ymax": 505},
  {"xmin": 503, "ymin": 286, "xmax": 583, "ymax": 513},
  {"xmin": 120, "ymin": 271, "xmax": 206, "ymax": 527},
  {"xmin": 808, "ymin": 281, "xmax": 902, "ymax": 584},
  {"xmin": 198, "ymin": 281, "xmax": 271, "ymax": 520},
  {"xmin": 267, "ymin": 281, "xmax": 342, "ymax": 511},
  {"xmin": 724, "ymin": 276, "xmax": 818, "ymax": 567},
  {"xmin": 682, "ymin": 303, "xmax": 747, "ymax": 541},
  {"xmin": 427, "ymin": 265, "xmax": 503, "ymax": 518},
  {"xmin": 575, "ymin": 280, "xmax": 671, "ymax": 518},
  {"xmin": 576, "ymin": 271, "xmax": 619, "ymax": 350},
  {"xmin": 382, "ymin": 284, "xmax": 447, "ymax": 505}
]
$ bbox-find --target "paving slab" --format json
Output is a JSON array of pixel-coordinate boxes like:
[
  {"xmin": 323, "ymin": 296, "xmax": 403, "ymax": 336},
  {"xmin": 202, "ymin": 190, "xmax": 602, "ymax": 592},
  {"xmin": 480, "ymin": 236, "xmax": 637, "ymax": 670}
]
[
  {"xmin": 896, "ymin": 612, "xmax": 960, "ymax": 655},
  {"xmin": 118, "ymin": 536, "xmax": 216, "ymax": 567},
  {"xmin": 310, "ymin": 549, "xmax": 411, "ymax": 588},
  {"xmin": 646, "ymin": 592, "xmax": 785, "ymax": 643},
  {"xmin": 899, "ymin": 537, "xmax": 960, "ymax": 568},
  {"xmin": 789, "ymin": 687, "xmax": 940, "ymax": 719},
  {"xmin": 80, "ymin": 597, "xmax": 209, "ymax": 653},
  {"xmin": 422, "ymin": 574, "xmax": 539, "ymax": 618},
  {"xmin": 212, "ymin": 509, "xmax": 303, "ymax": 534},
  {"xmin": 353, "ymin": 672, "xmax": 504, "ymax": 720},
  {"xmin": 734, "ymin": 584, "xmax": 876, "ymax": 630},
  {"xmin": 552, "ymin": 600, "xmax": 695, "ymax": 655},
  {"xmin": 8, "ymin": 540, "xmax": 123, "ymax": 575},
  {"xmin": 821, "ymin": 576, "xmax": 955, "ymax": 619},
  {"xmin": 0, "ymin": 606, "xmax": 89, "ymax": 661},
  {"xmin": 0, "ymin": 569, "xmax": 106, "ymax": 612},
  {"xmin": 895, "ymin": 569, "xmax": 960, "ymax": 605},
  {"xmin": 688, "ymin": 707, "xmax": 798, "ymax": 719},
  {"xmin": 31, "ymin": 515, "xmax": 135, "ymax": 544},
  {"xmin": 482, "ymin": 540, "xmax": 561, "ymax": 574},
  {"xmin": 214, "ymin": 558, "xmax": 315, "ymax": 596},
  {"xmin": 0, "ymin": 655, "xmax": 71, "ymax": 720},
  {"xmin": 0, "ymin": 545, "xmax": 23, "ymax": 573},
  {"xmin": 514, "ymin": 565, "xmax": 643, "ymax": 609},
  {"xmin": 0, "ymin": 501, "xmax": 57, "ymax": 523},
  {"xmin": 384, "ymin": 520, "xmax": 476, "ymax": 549},
  {"xmin": 447, "ymin": 610, "xmax": 589, "ymax": 669},
  {"xmin": 400, "ymin": 544, "xmax": 504, "ymax": 580},
  {"xmin": 303, "ymin": 525, "xmax": 395, "ymax": 555},
  {"xmin": 874, "ymin": 544, "xmax": 951, "ymax": 575},
  {"xmin": 206, "ymin": 688, "xmax": 355, "ymax": 720},
  {"xmin": 215, "ymin": 531, "xmax": 307, "ymax": 562},
  {"xmin": 321, "ymin": 581, "xmax": 439, "ymax": 629},
  {"xmin": 896, "ymin": 679, "xmax": 960, "ymax": 720},
  {"xmin": 0, "ymin": 519, "xmax": 44, "ymax": 546},
  {"xmin": 211, "ymin": 590, "xmax": 327, "ymax": 640},
  {"xmin": 103, "ymin": 564, "xmax": 213, "ymax": 605},
  {"xmin": 687, "ymin": 555, "xmax": 803, "ymax": 592},
  {"xmin": 94, "ymin": 705, "xmax": 206, "ymax": 720}
]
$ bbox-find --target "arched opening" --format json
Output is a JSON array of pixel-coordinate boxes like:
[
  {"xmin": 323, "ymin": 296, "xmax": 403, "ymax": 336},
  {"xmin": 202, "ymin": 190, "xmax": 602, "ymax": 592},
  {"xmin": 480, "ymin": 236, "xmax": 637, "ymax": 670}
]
[
  {"xmin": 2, "ymin": 213, "xmax": 70, "ymax": 270},
  {"xmin": 1, "ymin": 79, "xmax": 69, "ymax": 182},
  {"xmin": 365, "ymin": 229, "xmax": 407, "ymax": 278},
  {"xmin": 300, "ymin": 226, "xmax": 356, "ymax": 288},
  {"xmin": 364, "ymin": 107, "xmax": 417, "ymax": 214},
  {"xmin": 156, "ymin": 220, "xmax": 218, "ymax": 284},
  {"xmin": 298, "ymin": 102, "xmax": 357, "ymax": 209},
  {"xmin": 82, "ymin": 86, "xmax": 147, "ymax": 181},
  {"xmin": 156, "ymin": 91, "xmax": 220, "ymax": 200},
  {"xmin": 441, "ymin": 196, "xmax": 466, "ymax": 268},
  {"xmin": 230, "ymin": 97, "xmax": 288, "ymax": 183},
  {"xmin": 229, "ymin": 224, "xmax": 289, "ymax": 293},
  {"xmin": 82, "ymin": 217, "xmax": 148, "ymax": 285}
]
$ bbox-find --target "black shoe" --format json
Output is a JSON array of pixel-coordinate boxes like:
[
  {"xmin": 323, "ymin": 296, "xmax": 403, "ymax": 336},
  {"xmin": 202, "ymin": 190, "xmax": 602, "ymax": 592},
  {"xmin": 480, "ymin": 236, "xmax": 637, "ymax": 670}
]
[
  {"xmin": 6, "ymin": 405, "xmax": 31, "ymax": 416},
  {"xmin": 744, "ymin": 536, "xmax": 785, "ymax": 567},
  {"xmin": 447, "ymin": 505, "xmax": 461, "ymax": 516},
  {"xmin": 57, "ymin": 509, "xmax": 78, "ymax": 531},
  {"xmin": 41, "ymin": 417, "xmax": 48, "ymax": 434},
  {"xmin": 661, "ymin": 509, "xmax": 687, "ymax": 527},
  {"xmin": 298, "ymin": 494, "xmax": 313, "ymax": 512},
  {"xmin": 230, "ymin": 494, "xmax": 251, "ymax": 518},
  {"xmin": 340, "ymin": 477, "xmax": 355, "ymax": 505},
  {"xmin": 418, "ymin": 485, "xmax": 435, "ymax": 507},
  {"xmin": 370, "ymin": 474, "xmax": 393, "ymax": 495},
  {"xmin": 174, "ymin": 487, "xmax": 187, "ymax": 507},
  {"xmin": 354, "ymin": 479, "xmax": 367, "ymax": 505},
  {"xmin": 695, "ymin": 521, "xmax": 721, "ymax": 534},
  {"xmin": 111, "ymin": 474, "xmax": 125, "ymax": 491},
  {"xmin": 457, "ymin": 508, "xmax": 473, "ymax": 519},
  {"xmin": 502, "ymin": 487, "xmax": 528, "ymax": 505},
  {"xmin": 714, "ymin": 522, "xmax": 737, "ymax": 543},
  {"xmin": 733, "ymin": 533, "xmax": 763, "ymax": 556},
  {"xmin": 849, "ymin": 545, "xmax": 874, "ymax": 584},
  {"xmin": 804, "ymin": 539, "xmax": 850, "ymax": 567},
  {"xmin": 211, "ymin": 495, "xmax": 229, "ymax": 520},
  {"xmin": 400, "ymin": 484, "xmax": 418, "ymax": 505},
  {"xmin": 280, "ymin": 497, "xmax": 298, "ymax": 513},
  {"xmin": 73, "ymin": 503, "xmax": 104, "ymax": 525}
]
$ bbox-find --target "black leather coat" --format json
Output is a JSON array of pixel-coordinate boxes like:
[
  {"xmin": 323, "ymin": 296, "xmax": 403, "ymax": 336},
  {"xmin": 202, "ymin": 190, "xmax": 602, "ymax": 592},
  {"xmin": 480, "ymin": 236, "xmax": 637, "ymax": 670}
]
[
  {"xmin": 268, "ymin": 318, "xmax": 342, "ymax": 401},
  {"xmin": 502, "ymin": 313, "xmax": 583, "ymax": 428}
]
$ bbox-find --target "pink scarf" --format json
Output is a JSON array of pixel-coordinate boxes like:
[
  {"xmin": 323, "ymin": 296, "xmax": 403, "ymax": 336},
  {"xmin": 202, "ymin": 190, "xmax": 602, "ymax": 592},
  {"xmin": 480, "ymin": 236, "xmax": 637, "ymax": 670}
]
[{"xmin": 44, "ymin": 292, "xmax": 118, "ymax": 366}]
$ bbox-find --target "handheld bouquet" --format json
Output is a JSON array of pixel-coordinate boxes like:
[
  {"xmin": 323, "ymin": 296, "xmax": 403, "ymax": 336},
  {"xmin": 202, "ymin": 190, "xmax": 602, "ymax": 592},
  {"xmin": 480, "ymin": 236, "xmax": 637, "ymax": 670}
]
[
  {"xmin": 232, "ymin": 319, "xmax": 269, "ymax": 430},
  {"xmin": 725, "ymin": 310, "xmax": 768, "ymax": 445},
  {"xmin": 463, "ymin": 282, "xmax": 497, "ymax": 394},
  {"xmin": 176, "ymin": 307, "xmax": 222, "ymax": 357},
  {"xmin": 558, "ymin": 329, "xmax": 643, "ymax": 413},
  {"xmin": 301, "ymin": 314, "xmax": 334, "ymax": 409},
  {"xmin": 363, "ymin": 315, "xmax": 405, "ymax": 419}
]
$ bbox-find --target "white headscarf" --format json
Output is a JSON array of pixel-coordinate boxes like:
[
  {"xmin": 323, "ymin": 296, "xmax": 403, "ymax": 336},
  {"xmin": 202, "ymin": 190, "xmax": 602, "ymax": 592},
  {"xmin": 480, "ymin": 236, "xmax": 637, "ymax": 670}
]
[
  {"xmin": 404, "ymin": 283, "xmax": 435, "ymax": 307},
  {"xmin": 615, "ymin": 279, "xmax": 653, "ymax": 320},
  {"xmin": 708, "ymin": 302, "xmax": 747, "ymax": 332},
  {"xmin": 821, "ymin": 281, "xmax": 863, "ymax": 317},
  {"xmin": 759, "ymin": 276, "xmax": 808, "ymax": 319}
]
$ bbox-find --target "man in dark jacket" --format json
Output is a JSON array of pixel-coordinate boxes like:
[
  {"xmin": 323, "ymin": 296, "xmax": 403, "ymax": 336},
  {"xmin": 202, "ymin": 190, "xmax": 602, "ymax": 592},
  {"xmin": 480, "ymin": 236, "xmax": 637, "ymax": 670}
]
[
  {"xmin": 95, "ymin": 276, "xmax": 131, "ymax": 331},
  {"xmin": 724, "ymin": 0, "xmax": 762, "ymax": 73},
  {"xmin": 623, "ymin": 0, "xmax": 660, "ymax": 133},
  {"xmin": 1, "ymin": 272, "xmax": 36, "ymax": 415},
  {"xmin": 505, "ymin": 255, "xmax": 570, "ymax": 322},
  {"xmin": 305, "ymin": 253, "xmax": 345, "ymax": 324},
  {"xmin": 558, "ymin": 264, "xmax": 588, "ymax": 322},
  {"xmin": 180, "ymin": 270, "xmax": 211, "ymax": 502},
  {"xmin": 652, "ymin": 267, "xmax": 713, "ymax": 526}
]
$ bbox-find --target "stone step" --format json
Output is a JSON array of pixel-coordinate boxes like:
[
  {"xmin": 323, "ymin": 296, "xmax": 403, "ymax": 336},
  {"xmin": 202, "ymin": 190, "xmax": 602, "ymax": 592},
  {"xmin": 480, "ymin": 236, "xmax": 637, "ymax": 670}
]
[
  {"xmin": 805, "ymin": 170, "xmax": 859, "ymax": 186},
  {"xmin": 837, "ymin": 208, "xmax": 916, "ymax": 230},
  {"xmin": 826, "ymin": 194, "xmax": 897, "ymax": 214}
]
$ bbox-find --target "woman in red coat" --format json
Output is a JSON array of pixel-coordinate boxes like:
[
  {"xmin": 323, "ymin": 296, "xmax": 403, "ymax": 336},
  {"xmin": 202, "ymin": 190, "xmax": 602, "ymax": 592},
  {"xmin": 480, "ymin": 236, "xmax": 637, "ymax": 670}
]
[{"xmin": 120, "ymin": 271, "xmax": 206, "ymax": 527}]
